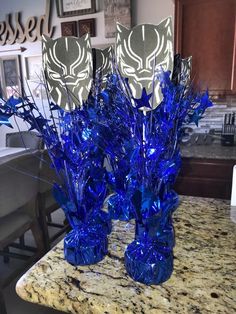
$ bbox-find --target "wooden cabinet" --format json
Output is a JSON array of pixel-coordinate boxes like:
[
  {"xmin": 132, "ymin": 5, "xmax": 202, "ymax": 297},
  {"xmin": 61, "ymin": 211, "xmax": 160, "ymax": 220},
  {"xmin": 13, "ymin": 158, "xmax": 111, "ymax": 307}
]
[
  {"xmin": 175, "ymin": 0, "xmax": 236, "ymax": 97},
  {"xmin": 174, "ymin": 157, "xmax": 235, "ymax": 199}
]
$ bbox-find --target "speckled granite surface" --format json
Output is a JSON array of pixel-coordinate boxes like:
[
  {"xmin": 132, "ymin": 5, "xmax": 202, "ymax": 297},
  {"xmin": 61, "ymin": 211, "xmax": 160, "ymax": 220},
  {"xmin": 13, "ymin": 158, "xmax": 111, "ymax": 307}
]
[
  {"xmin": 181, "ymin": 143, "xmax": 236, "ymax": 160},
  {"xmin": 16, "ymin": 196, "xmax": 236, "ymax": 314}
]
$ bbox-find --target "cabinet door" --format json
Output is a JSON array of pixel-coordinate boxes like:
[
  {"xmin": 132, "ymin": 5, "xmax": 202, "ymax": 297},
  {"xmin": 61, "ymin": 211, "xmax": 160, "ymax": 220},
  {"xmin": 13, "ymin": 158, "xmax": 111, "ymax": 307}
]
[
  {"xmin": 175, "ymin": 0, "xmax": 236, "ymax": 96},
  {"xmin": 174, "ymin": 157, "xmax": 235, "ymax": 199}
]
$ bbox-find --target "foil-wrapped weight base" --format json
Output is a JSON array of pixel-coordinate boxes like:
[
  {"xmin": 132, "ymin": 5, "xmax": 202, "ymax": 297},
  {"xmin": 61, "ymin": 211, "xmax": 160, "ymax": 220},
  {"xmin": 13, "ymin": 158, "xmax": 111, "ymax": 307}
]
[
  {"xmin": 64, "ymin": 228, "xmax": 108, "ymax": 266},
  {"xmin": 124, "ymin": 239, "xmax": 173, "ymax": 285}
]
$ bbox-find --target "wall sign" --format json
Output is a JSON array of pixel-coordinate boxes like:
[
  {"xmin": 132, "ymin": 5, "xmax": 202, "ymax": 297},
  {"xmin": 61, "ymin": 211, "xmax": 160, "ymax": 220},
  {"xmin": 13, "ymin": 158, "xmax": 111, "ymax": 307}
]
[{"xmin": 0, "ymin": 0, "xmax": 54, "ymax": 46}]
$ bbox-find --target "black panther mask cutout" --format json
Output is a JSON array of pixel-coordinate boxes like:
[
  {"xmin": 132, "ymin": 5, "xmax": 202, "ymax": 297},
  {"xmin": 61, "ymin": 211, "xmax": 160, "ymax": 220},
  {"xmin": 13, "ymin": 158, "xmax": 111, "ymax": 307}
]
[
  {"xmin": 172, "ymin": 54, "xmax": 182, "ymax": 86},
  {"xmin": 180, "ymin": 56, "xmax": 192, "ymax": 87},
  {"xmin": 116, "ymin": 17, "xmax": 173, "ymax": 110},
  {"xmin": 93, "ymin": 46, "xmax": 113, "ymax": 83},
  {"xmin": 42, "ymin": 34, "xmax": 93, "ymax": 111},
  {"xmin": 172, "ymin": 54, "xmax": 192, "ymax": 87}
]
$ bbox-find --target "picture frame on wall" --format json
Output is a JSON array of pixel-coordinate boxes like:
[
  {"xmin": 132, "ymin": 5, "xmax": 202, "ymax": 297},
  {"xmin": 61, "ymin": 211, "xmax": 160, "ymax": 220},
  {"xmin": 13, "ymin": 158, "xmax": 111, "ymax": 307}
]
[
  {"xmin": 104, "ymin": 0, "xmax": 131, "ymax": 38},
  {"xmin": 56, "ymin": 0, "xmax": 96, "ymax": 18},
  {"xmin": 78, "ymin": 18, "xmax": 96, "ymax": 37},
  {"xmin": 25, "ymin": 55, "xmax": 42, "ymax": 81},
  {"xmin": 0, "ymin": 55, "xmax": 22, "ymax": 99},
  {"xmin": 25, "ymin": 55, "xmax": 47, "ymax": 99},
  {"xmin": 61, "ymin": 21, "xmax": 77, "ymax": 36}
]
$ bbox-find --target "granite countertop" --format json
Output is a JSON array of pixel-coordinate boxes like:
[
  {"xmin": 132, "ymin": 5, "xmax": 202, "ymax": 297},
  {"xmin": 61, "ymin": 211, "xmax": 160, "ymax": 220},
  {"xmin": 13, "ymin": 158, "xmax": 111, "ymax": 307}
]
[
  {"xmin": 16, "ymin": 196, "xmax": 236, "ymax": 314},
  {"xmin": 181, "ymin": 143, "xmax": 236, "ymax": 160}
]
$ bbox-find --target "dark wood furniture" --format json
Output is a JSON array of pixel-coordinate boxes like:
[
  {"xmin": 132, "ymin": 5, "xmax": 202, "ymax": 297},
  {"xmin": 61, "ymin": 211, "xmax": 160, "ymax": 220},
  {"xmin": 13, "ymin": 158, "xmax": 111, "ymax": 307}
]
[
  {"xmin": 6, "ymin": 132, "xmax": 69, "ymax": 252},
  {"xmin": 38, "ymin": 151, "xmax": 70, "ymax": 252},
  {"xmin": 175, "ymin": 0, "xmax": 236, "ymax": 97},
  {"xmin": 5, "ymin": 131, "xmax": 43, "ymax": 250},
  {"xmin": 175, "ymin": 157, "xmax": 235, "ymax": 199},
  {"xmin": 6, "ymin": 131, "xmax": 43, "ymax": 150}
]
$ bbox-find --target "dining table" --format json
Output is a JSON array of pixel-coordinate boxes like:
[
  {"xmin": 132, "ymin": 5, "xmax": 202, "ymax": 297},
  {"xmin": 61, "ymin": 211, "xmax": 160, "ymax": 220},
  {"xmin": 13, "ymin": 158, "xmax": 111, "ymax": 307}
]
[{"xmin": 15, "ymin": 195, "xmax": 236, "ymax": 314}]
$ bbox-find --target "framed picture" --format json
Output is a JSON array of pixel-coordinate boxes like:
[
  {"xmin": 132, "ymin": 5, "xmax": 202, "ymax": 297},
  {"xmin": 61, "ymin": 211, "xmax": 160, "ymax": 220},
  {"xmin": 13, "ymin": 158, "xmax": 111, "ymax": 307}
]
[
  {"xmin": 56, "ymin": 0, "xmax": 96, "ymax": 17},
  {"xmin": 61, "ymin": 21, "xmax": 77, "ymax": 36},
  {"xmin": 25, "ymin": 55, "xmax": 43, "ymax": 81},
  {"xmin": 0, "ymin": 55, "xmax": 22, "ymax": 99},
  {"xmin": 79, "ymin": 18, "xmax": 96, "ymax": 37},
  {"xmin": 104, "ymin": 0, "xmax": 131, "ymax": 38},
  {"xmin": 25, "ymin": 55, "xmax": 47, "ymax": 99}
]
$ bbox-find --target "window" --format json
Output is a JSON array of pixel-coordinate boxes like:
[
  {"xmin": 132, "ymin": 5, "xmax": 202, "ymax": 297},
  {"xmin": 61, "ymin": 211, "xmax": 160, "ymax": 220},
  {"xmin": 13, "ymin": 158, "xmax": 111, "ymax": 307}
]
[{"xmin": 0, "ymin": 55, "xmax": 22, "ymax": 99}]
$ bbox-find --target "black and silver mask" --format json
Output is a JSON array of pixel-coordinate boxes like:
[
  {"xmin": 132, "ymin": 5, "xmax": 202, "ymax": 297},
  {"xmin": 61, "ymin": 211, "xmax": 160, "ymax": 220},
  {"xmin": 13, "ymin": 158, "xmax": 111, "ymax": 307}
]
[
  {"xmin": 116, "ymin": 17, "xmax": 173, "ymax": 110},
  {"xmin": 180, "ymin": 56, "xmax": 192, "ymax": 87},
  {"xmin": 93, "ymin": 46, "xmax": 113, "ymax": 83},
  {"xmin": 172, "ymin": 54, "xmax": 192, "ymax": 87},
  {"xmin": 42, "ymin": 34, "xmax": 93, "ymax": 111}
]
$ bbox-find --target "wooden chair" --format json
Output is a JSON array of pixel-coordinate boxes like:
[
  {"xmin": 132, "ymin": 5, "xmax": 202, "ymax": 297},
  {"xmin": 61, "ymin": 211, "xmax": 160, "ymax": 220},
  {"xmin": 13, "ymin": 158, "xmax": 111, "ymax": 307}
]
[
  {"xmin": 5, "ymin": 130, "xmax": 69, "ymax": 249},
  {"xmin": 0, "ymin": 152, "xmax": 44, "ymax": 314},
  {"xmin": 6, "ymin": 132, "xmax": 69, "ymax": 251},
  {"xmin": 5, "ymin": 131, "xmax": 43, "ymax": 250},
  {"xmin": 6, "ymin": 131, "xmax": 43, "ymax": 150},
  {"xmin": 38, "ymin": 150, "xmax": 70, "ymax": 252}
]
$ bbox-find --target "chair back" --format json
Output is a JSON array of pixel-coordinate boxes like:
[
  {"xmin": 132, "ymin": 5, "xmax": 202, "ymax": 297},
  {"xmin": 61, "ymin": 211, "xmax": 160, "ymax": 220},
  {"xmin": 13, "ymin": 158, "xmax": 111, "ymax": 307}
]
[
  {"xmin": 0, "ymin": 152, "xmax": 41, "ymax": 218},
  {"xmin": 6, "ymin": 131, "xmax": 43, "ymax": 150},
  {"xmin": 39, "ymin": 150, "xmax": 59, "ymax": 194}
]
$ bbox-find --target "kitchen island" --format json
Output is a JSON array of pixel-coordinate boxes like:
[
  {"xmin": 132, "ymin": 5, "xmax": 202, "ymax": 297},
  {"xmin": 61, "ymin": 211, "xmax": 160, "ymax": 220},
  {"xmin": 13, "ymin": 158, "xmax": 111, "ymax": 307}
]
[{"xmin": 16, "ymin": 196, "xmax": 236, "ymax": 314}]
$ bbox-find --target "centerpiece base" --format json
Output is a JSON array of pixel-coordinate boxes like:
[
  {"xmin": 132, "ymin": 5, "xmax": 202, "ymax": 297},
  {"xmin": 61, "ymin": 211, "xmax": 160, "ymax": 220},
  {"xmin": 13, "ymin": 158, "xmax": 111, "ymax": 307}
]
[
  {"xmin": 124, "ymin": 239, "xmax": 173, "ymax": 285},
  {"xmin": 64, "ymin": 228, "xmax": 108, "ymax": 266}
]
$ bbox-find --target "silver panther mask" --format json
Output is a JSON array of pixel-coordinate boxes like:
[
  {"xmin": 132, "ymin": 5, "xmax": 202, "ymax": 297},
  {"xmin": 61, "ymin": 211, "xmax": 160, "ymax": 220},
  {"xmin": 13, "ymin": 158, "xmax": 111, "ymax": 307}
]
[
  {"xmin": 93, "ymin": 46, "xmax": 113, "ymax": 83},
  {"xmin": 116, "ymin": 17, "xmax": 173, "ymax": 110},
  {"xmin": 172, "ymin": 54, "xmax": 192, "ymax": 87},
  {"xmin": 180, "ymin": 56, "xmax": 192, "ymax": 87},
  {"xmin": 42, "ymin": 34, "xmax": 93, "ymax": 111}
]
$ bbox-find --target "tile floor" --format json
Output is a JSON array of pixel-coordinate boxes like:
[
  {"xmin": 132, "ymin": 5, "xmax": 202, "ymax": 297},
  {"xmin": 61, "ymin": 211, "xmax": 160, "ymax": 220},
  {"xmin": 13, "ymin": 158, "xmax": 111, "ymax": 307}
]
[{"xmin": 1, "ymin": 209, "xmax": 66, "ymax": 314}]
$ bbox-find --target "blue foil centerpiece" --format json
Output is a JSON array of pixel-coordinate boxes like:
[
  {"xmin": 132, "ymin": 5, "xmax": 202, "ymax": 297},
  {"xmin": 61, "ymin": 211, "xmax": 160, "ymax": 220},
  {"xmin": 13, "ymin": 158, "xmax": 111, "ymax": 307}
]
[{"xmin": 0, "ymin": 19, "xmax": 212, "ymax": 281}]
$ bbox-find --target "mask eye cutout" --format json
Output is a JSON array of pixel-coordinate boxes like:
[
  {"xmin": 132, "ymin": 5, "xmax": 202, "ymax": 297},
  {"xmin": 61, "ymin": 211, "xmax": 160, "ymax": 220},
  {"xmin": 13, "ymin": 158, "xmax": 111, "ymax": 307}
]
[{"xmin": 124, "ymin": 67, "xmax": 135, "ymax": 75}]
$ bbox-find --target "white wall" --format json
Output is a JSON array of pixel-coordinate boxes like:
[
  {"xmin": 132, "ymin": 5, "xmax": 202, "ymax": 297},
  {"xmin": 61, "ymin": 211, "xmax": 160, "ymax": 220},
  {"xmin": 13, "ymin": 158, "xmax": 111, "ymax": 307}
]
[
  {"xmin": 0, "ymin": 0, "xmax": 174, "ymax": 146},
  {"xmin": 132, "ymin": 0, "xmax": 174, "ymax": 25}
]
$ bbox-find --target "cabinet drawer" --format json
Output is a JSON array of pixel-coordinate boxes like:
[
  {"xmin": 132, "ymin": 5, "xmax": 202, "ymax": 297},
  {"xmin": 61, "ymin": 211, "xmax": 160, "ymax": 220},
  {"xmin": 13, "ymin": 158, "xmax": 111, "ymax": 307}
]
[
  {"xmin": 179, "ymin": 158, "xmax": 235, "ymax": 180},
  {"xmin": 175, "ymin": 176, "xmax": 231, "ymax": 199}
]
